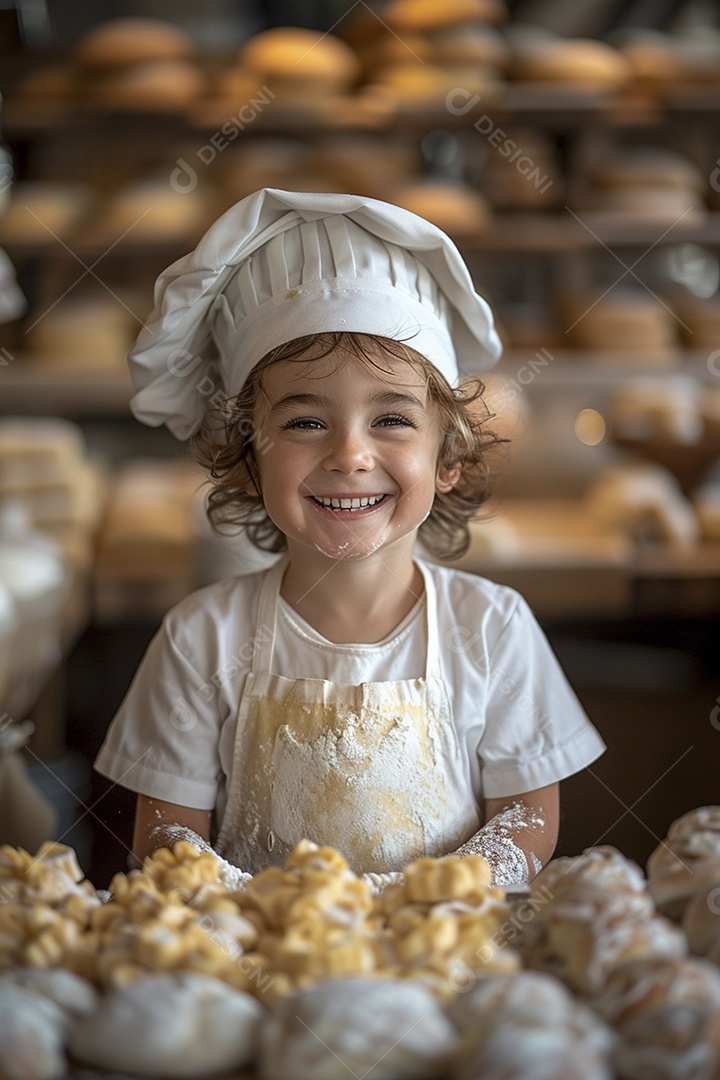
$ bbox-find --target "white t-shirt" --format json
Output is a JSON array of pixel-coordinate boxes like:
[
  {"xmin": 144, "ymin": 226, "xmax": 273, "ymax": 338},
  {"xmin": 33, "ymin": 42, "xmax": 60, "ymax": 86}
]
[{"xmin": 95, "ymin": 560, "xmax": 605, "ymax": 832}]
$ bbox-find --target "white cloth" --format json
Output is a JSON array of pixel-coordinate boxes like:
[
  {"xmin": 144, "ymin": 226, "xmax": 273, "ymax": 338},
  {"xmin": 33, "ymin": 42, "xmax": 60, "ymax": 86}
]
[
  {"xmin": 214, "ymin": 558, "xmax": 477, "ymax": 874},
  {"xmin": 127, "ymin": 188, "xmax": 502, "ymax": 439},
  {"xmin": 95, "ymin": 560, "xmax": 606, "ymax": 846}
]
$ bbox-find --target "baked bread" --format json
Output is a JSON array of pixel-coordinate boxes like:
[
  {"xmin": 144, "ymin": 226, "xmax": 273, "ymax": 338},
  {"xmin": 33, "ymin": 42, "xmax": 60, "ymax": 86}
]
[
  {"xmin": 609, "ymin": 377, "xmax": 703, "ymax": 445},
  {"xmin": 239, "ymin": 27, "xmax": 362, "ymax": 99},
  {"xmin": 0, "ymin": 181, "xmax": 93, "ymax": 244},
  {"xmin": 591, "ymin": 149, "xmax": 705, "ymax": 195},
  {"xmin": 259, "ymin": 976, "xmax": 459, "ymax": 1080},
  {"xmin": 0, "ymin": 418, "xmax": 86, "ymax": 489},
  {"xmin": 509, "ymin": 38, "xmax": 632, "ymax": 90},
  {"xmin": 583, "ymin": 462, "xmax": 700, "ymax": 548},
  {"xmin": 562, "ymin": 291, "xmax": 679, "ymax": 353},
  {"xmin": 618, "ymin": 31, "xmax": 688, "ymax": 90},
  {"xmin": 73, "ymin": 17, "xmax": 195, "ymax": 70},
  {"xmin": 430, "ymin": 25, "xmax": 509, "ymax": 67},
  {"xmin": 384, "ymin": 0, "xmax": 508, "ymax": 31},
  {"xmin": 85, "ymin": 59, "xmax": 205, "ymax": 110},
  {"xmin": 573, "ymin": 148, "xmax": 706, "ymax": 225},
  {"xmin": 367, "ymin": 61, "xmax": 499, "ymax": 104},
  {"xmin": 391, "ymin": 181, "xmax": 492, "ymax": 235},
  {"xmin": 26, "ymin": 296, "xmax": 135, "ymax": 369},
  {"xmin": 68, "ymin": 972, "xmax": 264, "ymax": 1076},
  {"xmin": 96, "ymin": 179, "xmax": 210, "ymax": 241}
]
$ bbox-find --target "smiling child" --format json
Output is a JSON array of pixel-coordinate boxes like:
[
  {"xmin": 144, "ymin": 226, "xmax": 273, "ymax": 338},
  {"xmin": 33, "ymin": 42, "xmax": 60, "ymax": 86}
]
[{"xmin": 95, "ymin": 189, "xmax": 605, "ymax": 887}]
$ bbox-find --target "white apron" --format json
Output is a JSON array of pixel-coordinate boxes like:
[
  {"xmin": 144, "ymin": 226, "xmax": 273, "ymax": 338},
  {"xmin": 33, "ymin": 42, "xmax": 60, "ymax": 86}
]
[{"xmin": 215, "ymin": 558, "xmax": 479, "ymax": 874}]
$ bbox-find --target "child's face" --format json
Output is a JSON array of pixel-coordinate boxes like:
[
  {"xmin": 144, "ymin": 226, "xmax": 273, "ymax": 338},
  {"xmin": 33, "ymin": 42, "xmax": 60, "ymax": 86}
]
[{"xmin": 251, "ymin": 346, "xmax": 457, "ymax": 563}]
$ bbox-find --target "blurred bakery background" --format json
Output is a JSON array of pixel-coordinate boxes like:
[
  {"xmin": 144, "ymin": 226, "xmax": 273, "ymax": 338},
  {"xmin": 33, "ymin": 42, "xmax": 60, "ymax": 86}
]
[{"xmin": 1, "ymin": 0, "xmax": 720, "ymax": 887}]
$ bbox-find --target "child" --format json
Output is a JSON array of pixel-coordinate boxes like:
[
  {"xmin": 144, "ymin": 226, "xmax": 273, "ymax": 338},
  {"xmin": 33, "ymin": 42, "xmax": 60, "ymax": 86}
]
[{"xmin": 95, "ymin": 188, "xmax": 605, "ymax": 888}]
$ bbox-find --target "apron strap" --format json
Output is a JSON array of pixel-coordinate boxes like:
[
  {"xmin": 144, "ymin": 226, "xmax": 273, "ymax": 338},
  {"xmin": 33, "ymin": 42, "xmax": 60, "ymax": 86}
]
[
  {"xmin": 418, "ymin": 561, "xmax": 442, "ymax": 681},
  {"xmin": 252, "ymin": 556, "xmax": 288, "ymax": 670}
]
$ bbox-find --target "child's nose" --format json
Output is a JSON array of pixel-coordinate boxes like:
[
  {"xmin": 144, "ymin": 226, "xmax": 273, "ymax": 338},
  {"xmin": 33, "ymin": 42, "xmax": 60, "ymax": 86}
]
[{"xmin": 322, "ymin": 427, "xmax": 374, "ymax": 472}]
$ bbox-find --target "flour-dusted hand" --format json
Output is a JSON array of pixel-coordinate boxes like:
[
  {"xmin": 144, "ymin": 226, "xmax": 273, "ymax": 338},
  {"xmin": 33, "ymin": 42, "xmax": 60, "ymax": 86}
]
[
  {"xmin": 149, "ymin": 824, "xmax": 252, "ymax": 890},
  {"xmin": 454, "ymin": 790, "xmax": 560, "ymax": 888}
]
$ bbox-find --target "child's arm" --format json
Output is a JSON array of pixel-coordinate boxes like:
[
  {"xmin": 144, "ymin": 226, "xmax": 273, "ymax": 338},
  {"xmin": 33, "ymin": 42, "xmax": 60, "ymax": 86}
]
[{"xmin": 453, "ymin": 783, "xmax": 559, "ymax": 887}]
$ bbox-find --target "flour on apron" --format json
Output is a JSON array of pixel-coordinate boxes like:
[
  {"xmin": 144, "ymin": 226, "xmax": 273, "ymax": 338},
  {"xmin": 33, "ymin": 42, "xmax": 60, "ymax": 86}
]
[{"xmin": 216, "ymin": 558, "xmax": 478, "ymax": 874}]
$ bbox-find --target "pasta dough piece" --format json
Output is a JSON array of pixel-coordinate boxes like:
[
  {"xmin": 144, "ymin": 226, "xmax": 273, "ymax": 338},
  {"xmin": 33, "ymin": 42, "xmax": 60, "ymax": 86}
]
[
  {"xmin": 68, "ymin": 972, "xmax": 264, "ymax": 1076},
  {"xmin": 259, "ymin": 976, "xmax": 459, "ymax": 1080}
]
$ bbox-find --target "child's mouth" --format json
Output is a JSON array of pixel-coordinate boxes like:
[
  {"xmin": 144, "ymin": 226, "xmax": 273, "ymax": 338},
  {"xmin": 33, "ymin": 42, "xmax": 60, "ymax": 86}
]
[{"xmin": 310, "ymin": 494, "xmax": 388, "ymax": 512}]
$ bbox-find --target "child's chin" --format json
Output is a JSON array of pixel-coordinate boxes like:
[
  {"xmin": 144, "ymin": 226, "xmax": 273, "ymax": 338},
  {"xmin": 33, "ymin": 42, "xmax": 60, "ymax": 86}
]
[{"xmin": 312, "ymin": 533, "xmax": 389, "ymax": 561}]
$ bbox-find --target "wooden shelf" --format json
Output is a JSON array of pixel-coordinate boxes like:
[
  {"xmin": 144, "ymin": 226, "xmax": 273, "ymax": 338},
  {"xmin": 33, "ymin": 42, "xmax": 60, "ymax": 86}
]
[
  {"xmin": 0, "ymin": 363, "xmax": 134, "ymax": 415},
  {"xmin": 4, "ymin": 210, "xmax": 720, "ymax": 264},
  {"xmin": 5, "ymin": 81, "xmax": 720, "ymax": 139}
]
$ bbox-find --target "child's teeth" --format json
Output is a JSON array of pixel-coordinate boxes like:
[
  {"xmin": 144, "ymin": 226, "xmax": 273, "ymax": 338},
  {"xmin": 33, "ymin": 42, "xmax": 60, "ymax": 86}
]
[{"xmin": 318, "ymin": 495, "xmax": 382, "ymax": 510}]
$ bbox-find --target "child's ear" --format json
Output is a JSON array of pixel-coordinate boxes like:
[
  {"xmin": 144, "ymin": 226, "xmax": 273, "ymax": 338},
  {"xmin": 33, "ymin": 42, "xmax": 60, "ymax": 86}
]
[{"xmin": 436, "ymin": 462, "xmax": 461, "ymax": 494}]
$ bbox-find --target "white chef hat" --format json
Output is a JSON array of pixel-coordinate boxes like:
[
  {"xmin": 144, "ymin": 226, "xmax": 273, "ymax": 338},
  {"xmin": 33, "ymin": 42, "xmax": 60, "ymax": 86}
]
[{"xmin": 128, "ymin": 187, "xmax": 502, "ymax": 439}]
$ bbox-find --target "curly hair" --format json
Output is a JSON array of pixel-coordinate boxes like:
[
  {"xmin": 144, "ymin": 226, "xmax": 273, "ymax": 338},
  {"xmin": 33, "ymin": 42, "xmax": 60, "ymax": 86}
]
[{"xmin": 191, "ymin": 332, "xmax": 508, "ymax": 560}]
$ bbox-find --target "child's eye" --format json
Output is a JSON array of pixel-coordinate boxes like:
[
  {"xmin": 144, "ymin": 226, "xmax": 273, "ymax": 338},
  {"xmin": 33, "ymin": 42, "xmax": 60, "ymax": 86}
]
[
  {"xmin": 281, "ymin": 417, "xmax": 324, "ymax": 431},
  {"xmin": 375, "ymin": 414, "xmax": 416, "ymax": 428}
]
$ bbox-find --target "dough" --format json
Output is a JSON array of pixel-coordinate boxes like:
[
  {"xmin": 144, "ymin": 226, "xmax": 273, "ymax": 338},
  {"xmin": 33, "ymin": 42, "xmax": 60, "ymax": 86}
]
[
  {"xmin": 454, "ymin": 1025, "xmax": 614, "ymax": 1080},
  {"xmin": 449, "ymin": 969, "xmax": 597, "ymax": 1035},
  {"xmin": 647, "ymin": 805, "xmax": 720, "ymax": 918},
  {"xmin": 0, "ymin": 970, "xmax": 96, "ymax": 1080},
  {"xmin": 68, "ymin": 972, "xmax": 264, "ymax": 1076},
  {"xmin": 259, "ymin": 976, "xmax": 459, "ymax": 1080},
  {"xmin": 0, "ymin": 967, "xmax": 97, "ymax": 1017},
  {"xmin": 614, "ymin": 998, "xmax": 720, "ymax": 1080},
  {"xmin": 449, "ymin": 971, "xmax": 615, "ymax": 1080},
  {"xmin": 0, "ymin": 987, "xmax": 67, "ymax": 1080},
  {"xmin": 521, "ymin": 846, "xmax": 687, "ymax": 996}
]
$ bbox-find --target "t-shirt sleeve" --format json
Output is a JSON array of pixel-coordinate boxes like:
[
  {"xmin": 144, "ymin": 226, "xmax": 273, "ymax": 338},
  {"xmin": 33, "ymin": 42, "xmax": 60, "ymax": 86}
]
[
  {"xmin": 94, "ymin": 614, "xmax": 228, "ymax": 810},
  {"xmin": 477, "ymin": 593, "xmax": 606, "ymax": 798}
]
